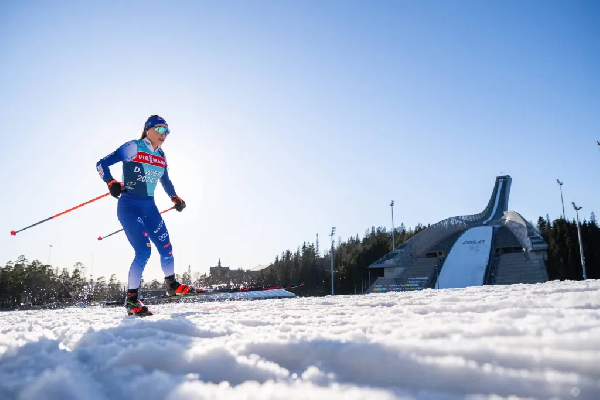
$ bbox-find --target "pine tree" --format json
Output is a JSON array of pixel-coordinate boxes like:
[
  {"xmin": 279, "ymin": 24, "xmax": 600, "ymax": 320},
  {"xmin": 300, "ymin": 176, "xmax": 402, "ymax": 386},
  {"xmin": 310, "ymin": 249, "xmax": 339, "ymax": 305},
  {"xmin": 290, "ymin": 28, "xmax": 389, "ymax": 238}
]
[{"xmin": 182, "ymin": 265, "xmax": 192, "ymax": 285}]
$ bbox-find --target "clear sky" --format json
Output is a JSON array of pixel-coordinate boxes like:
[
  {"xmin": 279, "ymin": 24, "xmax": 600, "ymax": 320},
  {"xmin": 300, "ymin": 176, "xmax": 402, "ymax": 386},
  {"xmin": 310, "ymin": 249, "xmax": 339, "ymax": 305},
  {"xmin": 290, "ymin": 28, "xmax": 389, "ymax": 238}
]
[{"xmin": 1, "ymin": 1, "xmax": 598, "ymax": 284}]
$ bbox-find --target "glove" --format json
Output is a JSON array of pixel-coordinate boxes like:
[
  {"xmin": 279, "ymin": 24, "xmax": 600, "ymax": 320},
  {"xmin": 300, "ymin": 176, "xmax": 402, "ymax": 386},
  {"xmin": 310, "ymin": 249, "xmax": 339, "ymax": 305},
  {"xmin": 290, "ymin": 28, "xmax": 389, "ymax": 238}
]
[
  {"xmin": 171, "ymin": 195, "xmax": 186, "ymax": 212},
  {"xmin": 107, "ymin": 180, "xmax": 123, "ymax": 198}
]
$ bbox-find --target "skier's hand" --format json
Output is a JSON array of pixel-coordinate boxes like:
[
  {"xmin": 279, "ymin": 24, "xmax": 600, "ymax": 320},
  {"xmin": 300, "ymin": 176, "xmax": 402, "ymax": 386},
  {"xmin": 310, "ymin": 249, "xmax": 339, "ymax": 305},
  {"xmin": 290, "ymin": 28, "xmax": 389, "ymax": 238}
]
[
  {"xmin": 107, "ymin": 180, "xmax": 123, "ymax": 198},
  {"xmin": 171, "ymin": 195, "xmax": 186, "ymax": 212}
]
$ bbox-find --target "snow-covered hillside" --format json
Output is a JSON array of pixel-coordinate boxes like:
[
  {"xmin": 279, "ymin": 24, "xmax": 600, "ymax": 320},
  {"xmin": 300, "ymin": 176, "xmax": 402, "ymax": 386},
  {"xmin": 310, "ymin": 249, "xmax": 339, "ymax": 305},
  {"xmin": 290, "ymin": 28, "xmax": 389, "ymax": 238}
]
[{"xmin": 1, "ymin": 281, "xmax": 599, "ymax": 400}]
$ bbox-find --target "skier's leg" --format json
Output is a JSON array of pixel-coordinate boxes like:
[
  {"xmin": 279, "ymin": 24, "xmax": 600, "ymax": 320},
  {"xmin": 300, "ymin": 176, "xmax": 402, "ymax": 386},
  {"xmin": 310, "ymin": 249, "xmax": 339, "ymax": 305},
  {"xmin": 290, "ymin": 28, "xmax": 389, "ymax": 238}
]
[
  {"xmin": 143, "ymin": 202, "xmax": 194, "ymax": 295},
  {"xmin": 117, "ymin": 196, "xmax": 153, "ymax": 316},
  {"xmin": 142, "ymin": 202, "xmax": 174, "ymax": 276}
]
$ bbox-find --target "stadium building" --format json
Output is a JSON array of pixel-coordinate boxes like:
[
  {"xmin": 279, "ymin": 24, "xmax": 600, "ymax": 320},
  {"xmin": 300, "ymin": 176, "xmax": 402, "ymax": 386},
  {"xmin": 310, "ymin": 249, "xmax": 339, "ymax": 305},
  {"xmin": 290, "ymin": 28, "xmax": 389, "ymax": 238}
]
[{"xmin": 368, "ymin": 176, "xmax": 549, "ymax": 293}]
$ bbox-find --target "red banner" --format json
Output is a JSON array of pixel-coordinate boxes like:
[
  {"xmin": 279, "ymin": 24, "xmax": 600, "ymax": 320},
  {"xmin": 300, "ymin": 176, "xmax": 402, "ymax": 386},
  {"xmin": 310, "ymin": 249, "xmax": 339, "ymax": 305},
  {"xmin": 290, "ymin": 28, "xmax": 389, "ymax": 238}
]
[{"xmin": 134, "ymin": 152, "xmax": 166, "ymax": 168}]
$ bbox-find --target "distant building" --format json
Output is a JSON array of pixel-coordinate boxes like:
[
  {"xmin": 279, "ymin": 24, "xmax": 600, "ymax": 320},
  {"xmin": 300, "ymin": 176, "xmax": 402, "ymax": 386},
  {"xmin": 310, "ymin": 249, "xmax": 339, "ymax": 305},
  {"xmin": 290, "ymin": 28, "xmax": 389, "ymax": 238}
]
[
  {"xmin": 248, "ymin": 264, "xmax": 271, "ymax": 275},
  {"xmin": 229, "ymin": 269, "xmax": 245, "ymax": 279},
  {"xmin": 210, "ymin": 259, "xmax": 230, "ymax": 277}
]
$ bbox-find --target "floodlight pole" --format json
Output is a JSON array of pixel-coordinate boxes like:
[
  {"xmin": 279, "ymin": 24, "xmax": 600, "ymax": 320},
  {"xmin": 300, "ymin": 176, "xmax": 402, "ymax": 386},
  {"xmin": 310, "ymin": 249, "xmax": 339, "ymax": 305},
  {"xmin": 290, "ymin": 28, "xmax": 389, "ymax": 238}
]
[
  {"xmin": 390, "ymin": 200, "xmax": 395, "ymax": 250},
  {"xmin": 571, "ymin": 202, "xmax": 587, "ymax": 280},
  {"xmin": 330, "ymin": 227, "xmax": 336, "ymax": 296},
  {"xmin": 557, "ymin": 179, "xmax": 565, "ymax": 219}
]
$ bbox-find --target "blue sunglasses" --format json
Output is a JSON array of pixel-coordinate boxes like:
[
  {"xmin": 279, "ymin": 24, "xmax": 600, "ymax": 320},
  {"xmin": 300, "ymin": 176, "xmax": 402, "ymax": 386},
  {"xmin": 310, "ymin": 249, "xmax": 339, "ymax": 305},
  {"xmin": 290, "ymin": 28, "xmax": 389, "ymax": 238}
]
[{"xmin": 153, "ymin": 126, "xmax": 170, "ymax": 136}]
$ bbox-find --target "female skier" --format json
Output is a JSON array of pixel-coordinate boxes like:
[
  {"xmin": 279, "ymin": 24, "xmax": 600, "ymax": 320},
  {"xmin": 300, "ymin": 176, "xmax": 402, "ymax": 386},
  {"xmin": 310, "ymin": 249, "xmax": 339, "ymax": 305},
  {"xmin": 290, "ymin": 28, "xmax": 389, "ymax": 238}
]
[{"xmin": 96, "ymin": 115, "xmax": 194, "ymax": 316}]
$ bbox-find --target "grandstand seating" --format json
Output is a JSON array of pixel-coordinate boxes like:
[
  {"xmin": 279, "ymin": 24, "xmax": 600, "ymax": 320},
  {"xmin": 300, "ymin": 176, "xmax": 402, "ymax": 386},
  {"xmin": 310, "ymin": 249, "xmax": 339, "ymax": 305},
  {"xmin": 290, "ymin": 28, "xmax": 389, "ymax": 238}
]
[
  {"xmin": 369, "ymin": 257, "xmax": 439, "ymax": 293},
  {"xmin": 493, "ymin": 253, "xmax": 548, "ymax": 285},
  {"xmin": 483, "ymin": 225, "xmax": 547, "ymax": 285}
]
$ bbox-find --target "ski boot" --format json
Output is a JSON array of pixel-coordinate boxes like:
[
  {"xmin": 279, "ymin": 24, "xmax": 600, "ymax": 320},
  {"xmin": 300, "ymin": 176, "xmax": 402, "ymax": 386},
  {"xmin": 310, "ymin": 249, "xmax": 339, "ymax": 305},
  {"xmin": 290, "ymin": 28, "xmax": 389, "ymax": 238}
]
[
  {"xmin": 164, "ymin": 274, "xmax": 196, "ymax": 296},
  {"xmin": 125, "ymin": 290, "xmax": 153, "ymax": 317}
]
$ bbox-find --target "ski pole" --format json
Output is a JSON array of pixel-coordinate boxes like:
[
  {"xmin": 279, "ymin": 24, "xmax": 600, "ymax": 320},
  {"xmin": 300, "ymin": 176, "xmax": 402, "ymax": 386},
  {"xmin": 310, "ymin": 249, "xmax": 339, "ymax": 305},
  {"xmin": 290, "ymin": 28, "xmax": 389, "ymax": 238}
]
[
  {"xmin": 11, "ymin": 192, "xmax": 111, "ymax": 236},
  {"xmin": 97, "ymin": 206, "xmax": 175, "ymax": 241}
]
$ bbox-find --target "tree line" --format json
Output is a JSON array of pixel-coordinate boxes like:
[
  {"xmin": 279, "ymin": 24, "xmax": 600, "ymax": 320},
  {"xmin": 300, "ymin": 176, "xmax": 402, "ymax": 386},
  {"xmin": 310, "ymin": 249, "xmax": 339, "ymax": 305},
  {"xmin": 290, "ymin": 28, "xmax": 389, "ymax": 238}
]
[
  {"xmin": 1, "ymin": 215, "xmax": 598, "ymax": 310},
  {"xmin": 537, "ymin": 213, "xmax": 600, "ymax": 280},
  {"xmin": 0, "ymin": 258, "xmax": 126, "ymax": 310}
]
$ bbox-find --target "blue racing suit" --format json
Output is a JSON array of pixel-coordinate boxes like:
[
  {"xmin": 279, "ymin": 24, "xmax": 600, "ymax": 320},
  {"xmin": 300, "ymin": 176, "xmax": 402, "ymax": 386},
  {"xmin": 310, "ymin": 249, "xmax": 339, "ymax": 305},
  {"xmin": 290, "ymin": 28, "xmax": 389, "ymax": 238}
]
[{"xmin": 96, "ymin": 137, "xmax": 177, "ymax": 290}]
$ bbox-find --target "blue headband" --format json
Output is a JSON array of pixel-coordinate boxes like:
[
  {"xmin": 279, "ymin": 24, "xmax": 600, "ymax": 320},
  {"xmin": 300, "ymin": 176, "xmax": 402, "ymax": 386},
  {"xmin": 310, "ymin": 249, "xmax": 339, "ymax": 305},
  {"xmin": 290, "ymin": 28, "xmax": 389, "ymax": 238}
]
[{"xmin": 145, "ymin": 115, "xmax": 168, "ymax": 131}]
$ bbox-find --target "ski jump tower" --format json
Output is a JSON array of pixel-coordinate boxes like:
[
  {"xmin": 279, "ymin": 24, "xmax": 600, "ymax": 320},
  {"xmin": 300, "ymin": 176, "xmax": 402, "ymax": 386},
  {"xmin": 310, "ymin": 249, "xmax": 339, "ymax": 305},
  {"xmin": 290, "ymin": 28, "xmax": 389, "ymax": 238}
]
[{"xmin": 367, "ymin": 176, "xmax": 548, "ymax": 293}]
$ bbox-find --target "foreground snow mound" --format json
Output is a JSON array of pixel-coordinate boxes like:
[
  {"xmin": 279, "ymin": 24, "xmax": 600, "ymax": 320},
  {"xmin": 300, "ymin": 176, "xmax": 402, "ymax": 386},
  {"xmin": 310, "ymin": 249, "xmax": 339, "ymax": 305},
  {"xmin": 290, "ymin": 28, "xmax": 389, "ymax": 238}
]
[{"xmin": 1, "ymin": 280, "xmax": 599, "ymax": 400}]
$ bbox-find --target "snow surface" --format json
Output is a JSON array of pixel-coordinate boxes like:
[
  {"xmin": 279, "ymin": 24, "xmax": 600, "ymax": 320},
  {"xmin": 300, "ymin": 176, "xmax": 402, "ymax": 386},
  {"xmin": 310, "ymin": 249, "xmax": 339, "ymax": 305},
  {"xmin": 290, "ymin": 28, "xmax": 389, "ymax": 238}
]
[
  {"xmin": 436, "ymin": 226, "xmax": 493, "ymax": 289},
  {"xmin": 146, "ymin": 289, "xmax": 296, "ymax": 304},
  {"xmin": 1, "ymin": 280, "xmax": 600, "ymax": 400}
]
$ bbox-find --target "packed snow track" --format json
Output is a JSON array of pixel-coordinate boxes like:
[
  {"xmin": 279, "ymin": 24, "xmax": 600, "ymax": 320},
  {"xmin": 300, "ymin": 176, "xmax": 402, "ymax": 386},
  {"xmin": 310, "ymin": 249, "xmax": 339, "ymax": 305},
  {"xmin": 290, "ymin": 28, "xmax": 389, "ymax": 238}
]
[{"xmin": 1, "ymin": 280, "xmax": 599, "ymax": 400}]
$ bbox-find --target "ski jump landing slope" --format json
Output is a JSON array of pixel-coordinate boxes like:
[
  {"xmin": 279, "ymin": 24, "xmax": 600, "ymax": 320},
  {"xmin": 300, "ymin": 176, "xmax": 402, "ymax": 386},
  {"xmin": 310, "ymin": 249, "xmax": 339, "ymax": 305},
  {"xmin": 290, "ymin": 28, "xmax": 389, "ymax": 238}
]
[{"xmin": 436, "ymin": 226, "xmax": 493, "ymax": 289}]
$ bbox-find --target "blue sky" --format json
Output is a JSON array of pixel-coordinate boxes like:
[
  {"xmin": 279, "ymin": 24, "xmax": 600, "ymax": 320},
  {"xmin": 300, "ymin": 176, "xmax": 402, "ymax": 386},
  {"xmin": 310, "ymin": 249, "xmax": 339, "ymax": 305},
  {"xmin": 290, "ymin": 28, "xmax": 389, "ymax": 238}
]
[{"xmin": 1, "ymin": 0, "xmax": 598, "ymax": 284}]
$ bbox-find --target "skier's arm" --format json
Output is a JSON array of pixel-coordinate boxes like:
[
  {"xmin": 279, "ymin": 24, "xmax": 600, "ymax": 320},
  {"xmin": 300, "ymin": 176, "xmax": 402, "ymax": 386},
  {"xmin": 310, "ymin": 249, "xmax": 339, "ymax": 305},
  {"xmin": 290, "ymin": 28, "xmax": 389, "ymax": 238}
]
[
  {"xmin": 96, "ymin": 141, "xmax": 138, "ymax": 183},
  {"xmin": 160, "ymin": 170, "xmax": 185, "ymax": 212},
  {"xmin": 159, "ymin": 155, "xmax": 185, "ymax": 211},
  {"xmin": 162, "ymin": 167, "xmax": 185, "ymax": 211},
  {"xmin": 160, "ymin": 167, "xmax": 177, "ymax": 198}
]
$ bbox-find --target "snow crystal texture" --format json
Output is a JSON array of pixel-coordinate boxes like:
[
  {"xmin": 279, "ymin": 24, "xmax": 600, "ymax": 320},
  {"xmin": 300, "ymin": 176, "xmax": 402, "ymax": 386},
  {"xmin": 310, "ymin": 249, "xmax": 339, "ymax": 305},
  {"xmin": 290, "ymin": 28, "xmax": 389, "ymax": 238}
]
[{"xmin": 1, "ymin": 280, "xmax": 599, "ymax": 400}]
